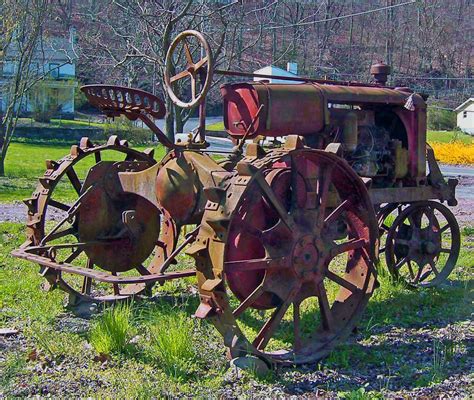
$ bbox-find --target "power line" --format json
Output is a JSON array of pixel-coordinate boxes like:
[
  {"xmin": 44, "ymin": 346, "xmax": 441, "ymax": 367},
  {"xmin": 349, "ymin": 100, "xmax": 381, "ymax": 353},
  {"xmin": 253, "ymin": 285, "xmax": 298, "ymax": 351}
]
[
  {"xmin": 257, "ymin": 0, "xmax": 417, "ymax": 31},
  {"xmin": 393, "ymin": 75, "xmax": 474, "ymax": 81}
]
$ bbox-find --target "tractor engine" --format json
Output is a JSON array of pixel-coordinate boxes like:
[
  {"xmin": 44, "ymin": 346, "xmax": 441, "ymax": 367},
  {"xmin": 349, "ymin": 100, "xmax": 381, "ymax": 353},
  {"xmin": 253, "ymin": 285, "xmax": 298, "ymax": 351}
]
[
  {"xmin": 328, "ymin": 109, "xmax": 408, "ymax": 186},
  {"xmin": 221, "ymin": 82, "xmax": 410, "ymax": 186}
]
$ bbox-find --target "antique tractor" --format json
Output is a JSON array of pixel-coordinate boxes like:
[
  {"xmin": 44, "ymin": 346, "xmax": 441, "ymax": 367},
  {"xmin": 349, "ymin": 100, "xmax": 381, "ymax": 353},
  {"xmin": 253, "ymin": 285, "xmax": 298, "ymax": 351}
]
[{"xmin": 13, "ymin": 31, "xmax": 460, "ymax": 366}]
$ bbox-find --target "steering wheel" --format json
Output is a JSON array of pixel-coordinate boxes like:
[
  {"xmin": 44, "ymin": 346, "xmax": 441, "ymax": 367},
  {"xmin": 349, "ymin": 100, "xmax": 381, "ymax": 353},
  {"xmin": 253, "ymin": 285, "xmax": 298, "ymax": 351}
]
[{"xmin": 164, "ymin": 30, "xmax": 214, "ymax": 109}]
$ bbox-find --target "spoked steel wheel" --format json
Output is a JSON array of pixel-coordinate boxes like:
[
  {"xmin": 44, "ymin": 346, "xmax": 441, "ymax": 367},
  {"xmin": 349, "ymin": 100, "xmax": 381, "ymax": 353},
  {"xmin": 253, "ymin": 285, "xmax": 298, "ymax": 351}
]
[
  {"xmin": 385, "ymin": 201, "xmax": 460, "ymax": 287},
  {"xmin": 194, "ymin": 147, "xmax": 378, "ymax": 366},
  {"xmin": 22, "ymin": 136, "xmax": 179, "ymax": 304},
  {"xmin": 377, "ymin": 203, "xmax": 407, "ymax": 254}
]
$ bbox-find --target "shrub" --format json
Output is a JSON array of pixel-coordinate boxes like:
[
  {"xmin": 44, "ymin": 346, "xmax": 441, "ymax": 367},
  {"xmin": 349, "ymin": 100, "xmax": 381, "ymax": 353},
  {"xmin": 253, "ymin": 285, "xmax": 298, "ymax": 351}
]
[
  {"xmin": 89, "ymin": 303, "xmax": 134, "ymax": 355},
  {"xmin": 430, "ymin": 142, "xmax": 474, "ymax": 165},
  {"xmin": 427, "ymin": 107, "xmax": 456, "ymax": 131},
  {"xmin": 103, "ymin": 115, "xmax": 153, "ymax": 145}
]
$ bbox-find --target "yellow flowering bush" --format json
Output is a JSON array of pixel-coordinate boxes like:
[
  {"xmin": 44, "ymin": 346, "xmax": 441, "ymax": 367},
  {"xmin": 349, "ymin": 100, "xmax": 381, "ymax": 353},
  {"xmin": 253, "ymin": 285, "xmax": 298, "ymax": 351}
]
[{"xmin": 429, "ymin": 141, "xmax": 474, "ymax": 165}]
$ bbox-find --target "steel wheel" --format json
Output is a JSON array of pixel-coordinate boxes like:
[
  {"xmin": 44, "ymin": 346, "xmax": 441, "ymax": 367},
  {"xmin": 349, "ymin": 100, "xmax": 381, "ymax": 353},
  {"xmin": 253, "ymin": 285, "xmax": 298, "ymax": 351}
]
[
  {"xmin": 22, "ymin": 136, "xmax": 179, "ymax": 304},
  {"xmin": 385, "ymin": 201, "xmax": 460, "ymax": 287},
  {"xmin": 194, "ymin": 147, "xmax": 378, "ymax": 365},
  {"xmin": 377, "ymin": 203, "xmax": 407, "ymax": 254}
]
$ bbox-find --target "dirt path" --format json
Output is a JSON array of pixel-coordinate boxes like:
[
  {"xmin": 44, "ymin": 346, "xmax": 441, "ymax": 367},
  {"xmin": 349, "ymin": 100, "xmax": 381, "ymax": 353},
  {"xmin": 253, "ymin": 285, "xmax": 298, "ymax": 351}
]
[{"xmin": 1, "ymin": 176, "xmax": 472, "ymax": 225}]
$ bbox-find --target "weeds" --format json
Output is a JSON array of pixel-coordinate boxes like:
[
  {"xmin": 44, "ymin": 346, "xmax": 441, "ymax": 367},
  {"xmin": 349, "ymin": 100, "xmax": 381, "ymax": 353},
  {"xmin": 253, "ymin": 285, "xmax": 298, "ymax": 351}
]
[
  {"xmin": 89, "ymin": 302, "xmax": 134, "ymax": 356},
  {"xmin": 147, "ymin": 310, "xmax": 198, "ymax": 380}
]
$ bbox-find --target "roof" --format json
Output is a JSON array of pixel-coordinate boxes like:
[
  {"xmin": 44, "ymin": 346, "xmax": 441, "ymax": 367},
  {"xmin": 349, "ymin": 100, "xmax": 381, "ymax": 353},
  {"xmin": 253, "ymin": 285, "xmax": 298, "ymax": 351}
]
[
  {"xmin": 454, "ymin": 98, "xmax": 474, "ymax": 112},
  {"xmin": 253, "ymin": 65, "xmax": 304, "ymax": 84}
]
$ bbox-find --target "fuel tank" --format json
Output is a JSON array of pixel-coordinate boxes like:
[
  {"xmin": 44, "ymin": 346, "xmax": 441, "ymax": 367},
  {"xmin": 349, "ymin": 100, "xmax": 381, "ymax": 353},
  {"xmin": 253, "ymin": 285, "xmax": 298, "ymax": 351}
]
[
  {"xmin": 220, "ymin": 82, "xmax": 326, "ymax": 139},
  {"xmin": 220, "ymin": 82, "xmax": 425, "ymax": 139}
]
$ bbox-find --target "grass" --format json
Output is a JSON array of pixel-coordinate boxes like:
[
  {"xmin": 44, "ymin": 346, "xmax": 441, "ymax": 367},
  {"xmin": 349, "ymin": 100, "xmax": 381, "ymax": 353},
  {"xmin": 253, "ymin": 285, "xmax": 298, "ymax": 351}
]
[
  {"xmin": 89, "ymin": 303, "xmax": 134, "ymax": 356},
  {"xmin": 206, "ymin": 121, "xmax": 225, "ymax": 131},
  {"xmin": 1, "ymin": 129, "xmax": 470, "ymax": 202},
  {"xmin": 0, "ymin": 220, "xmax": 472, "ymax": 397},
  {"xmin": 17, "ymin": 117, "xmax": 105, "ymax": 129},
  {"xmin": 427, "ymin": 130, "xmax": 473, "ymax": 144},
  {"xmin": 0, "ymin": 142, "xmax": 166, "ymax": 202},
  {"xmin": 146, "ymin": 307, "xmax": 199, "ymax": 380}
]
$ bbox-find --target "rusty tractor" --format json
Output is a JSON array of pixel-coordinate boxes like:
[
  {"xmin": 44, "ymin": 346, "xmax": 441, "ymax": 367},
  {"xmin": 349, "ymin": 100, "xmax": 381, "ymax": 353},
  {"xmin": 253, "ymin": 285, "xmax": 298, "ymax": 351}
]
[{"xmin": 13, "ymin": 30, "xmax": 460, "ymax": 366}]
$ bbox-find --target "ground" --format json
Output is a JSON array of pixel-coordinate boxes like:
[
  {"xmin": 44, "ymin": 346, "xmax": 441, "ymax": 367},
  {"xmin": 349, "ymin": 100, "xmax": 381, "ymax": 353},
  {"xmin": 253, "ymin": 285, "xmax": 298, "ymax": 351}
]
[{"xmin": 0, "ymin": 136, "xmax": 473, "ymax": 398}]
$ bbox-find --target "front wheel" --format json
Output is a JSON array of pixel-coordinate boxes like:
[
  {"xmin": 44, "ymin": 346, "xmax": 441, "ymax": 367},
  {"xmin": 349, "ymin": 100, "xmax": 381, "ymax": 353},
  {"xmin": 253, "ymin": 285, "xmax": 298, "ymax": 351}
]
[{"xmin": 385, "ymin": 201, "xmax": 460, "ymax": 287}]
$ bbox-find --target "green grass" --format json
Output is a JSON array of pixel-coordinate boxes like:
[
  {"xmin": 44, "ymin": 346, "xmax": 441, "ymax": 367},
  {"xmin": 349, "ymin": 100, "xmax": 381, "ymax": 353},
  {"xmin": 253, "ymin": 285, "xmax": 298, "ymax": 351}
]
[
  {"xmin": 18, "ymin": 117, "xmax": 105, "ymax": 129},
  {"xmin": 427, "ymin": 130, "xmax": 473, "ymax": 144},
  {"xmin": 0, "ymin": 142, "xmax": 166, "ymax": 202},
  {"xmin": 206, "ymin": 121, "xmax": 225, "ymax": 131},
  {"xmin": 90, "ymin": 303, "xmax": 134, "ymax": 356},
  {"xmin": 146, "ymin": 307, "xmax": 199, "ymax": 380},
  {"xmin": 0, "ymin": 220, "xmax": 472, "ymax": 397}
]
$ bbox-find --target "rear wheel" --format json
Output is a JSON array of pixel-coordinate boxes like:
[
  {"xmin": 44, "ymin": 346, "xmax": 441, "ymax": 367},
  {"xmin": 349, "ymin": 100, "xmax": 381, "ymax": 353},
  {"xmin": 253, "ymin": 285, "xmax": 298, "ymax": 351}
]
[{"xmin": 194, "ymin": 147, "xmax": 378, "ymax": 365}]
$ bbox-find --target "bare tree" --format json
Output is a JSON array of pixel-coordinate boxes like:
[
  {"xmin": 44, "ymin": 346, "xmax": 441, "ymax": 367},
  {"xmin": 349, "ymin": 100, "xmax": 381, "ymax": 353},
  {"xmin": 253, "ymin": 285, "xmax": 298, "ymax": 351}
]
[{"xmin": 0, "ymin": 0, "xmax": 52, "ymax": 176}]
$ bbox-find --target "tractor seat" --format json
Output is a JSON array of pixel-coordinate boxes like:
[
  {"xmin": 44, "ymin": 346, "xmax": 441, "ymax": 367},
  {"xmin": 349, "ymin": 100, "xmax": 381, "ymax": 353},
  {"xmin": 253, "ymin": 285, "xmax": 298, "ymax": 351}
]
[{"xmin": 81, "ymin": 85, "xmax": 166, "ymax": 120}]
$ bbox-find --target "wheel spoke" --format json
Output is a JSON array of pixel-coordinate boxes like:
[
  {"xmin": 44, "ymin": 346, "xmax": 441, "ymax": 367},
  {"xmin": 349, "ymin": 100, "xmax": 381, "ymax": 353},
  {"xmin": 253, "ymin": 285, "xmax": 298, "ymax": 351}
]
[
  {"xmin": 170, "ymin": 70, "xmax": 190, "ymax": 83},
  {"xmin": 330, "ymin": 238, "xmax": 366, "ymax": 258},
  {"xmin": 316, "ymin": 165, "xmax": 334, "ymax": 227},
  {"xmin": 324, "ymin": 199, "xmax": 351, "ymax": 226},
  {"xmin": 190, "ymin": 74, "xmax": 196, "ymax": 100},
  {"xmin": 225, "ymin": 257, "xmax": 288, "ymax": 272},
  {"xmin": 413, "ymin": 262, "xmax": 424, "ymax": 284},
  {"xmin": 426, "ymin": 207, "xmax": 436, "ymax": 228},
  {"xmin": 64, "ymin": 247, "xmax": 83, "ymax": 263},
  {"xmin": 136, "ymin": 264, "xmax": 151, "ymax": 276},
  {"xmin": 194, "ymin": 56, "xmax": 208, "ymax": 70},
  {"xmin": 183, "ymin": 39, "xmax": 194, "ymax": 66},
  {"xmin": 111, "ymin": 272, "xmax": 120, "ymax": 295},
  {"xmin": 255, "ymin": 174, "xmax": 294, "ymax": 230},
  {"xmin": 381, "ymin": 223, "xmax": 390, "ymax": 232},
  {"xmin": 66, "ymin": 168, "xmax": 82, "ymax": 195},
  {"xmin": 440, "ymin": 248, "xmax": 451, "ymax": 253},
  {"xmin": 429, "ymin": 260, "xmax": 440, "ymax": 277},
  {"xmin": 326, "ymin": 270, "xmax": 359, "ymax": 293},
  {"xmin": 233, "ymin": 283, "xmax": 265, "ymax": 318},
  {"xmin": 293, "ymin": 301, "xmax": 302, "ymax": 352},
  {"xmin": 406, "ymin": 260, "xmax": 415, "ymax": 280},
  {"xmin": 241, "ymin": 221, "xmax": 262, "ymax": 238},
  {"xmin": 317, "ymin": 282, "xmax": 334, "ymax": 332},
  {"xmin": 395, "ymin": 256, "xmax": 409, "ymax": 270},
  {"xmin": 48, "ymin": 199, "xmax": 70, "ymax": 212},
  {"xmin": 45, "ymin": 226, "xmax": 76, "ymax": 242},
  {"xmin": 82, "ymin": 259, "xmax": 94, "ymax": 295},
  {"xmin": 439, "ymin": 224, "xmax": 450, "ymax": 234},
  {"xmin": 253, "ymin": 288, "xmax": 296, "ymax": 350}
]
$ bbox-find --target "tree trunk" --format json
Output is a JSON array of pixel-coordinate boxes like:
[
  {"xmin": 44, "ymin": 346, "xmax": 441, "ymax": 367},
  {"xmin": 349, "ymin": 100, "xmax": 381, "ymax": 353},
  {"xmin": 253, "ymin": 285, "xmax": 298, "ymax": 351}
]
[
  {"xmin": 0, "ymin": 155, "xmax": 4, "ymax": 177},
  {"xmin": 175, "ymin": 107, "xmax": 185, "ymax": 134},
  {"xmin": 164, "ymin": 98, "xmax": 175, "ymax": 144}
]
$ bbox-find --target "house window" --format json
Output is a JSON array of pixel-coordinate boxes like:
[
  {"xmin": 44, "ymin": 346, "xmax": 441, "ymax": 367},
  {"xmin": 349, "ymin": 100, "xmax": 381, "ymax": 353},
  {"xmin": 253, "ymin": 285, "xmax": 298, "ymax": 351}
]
[
  {"xmin": 49, "ymin": 63, "xmax": 60, "ymax": 79},
  {"xmin": 463, "ymin": 111, "xmax": 468, "ymax": 118}
]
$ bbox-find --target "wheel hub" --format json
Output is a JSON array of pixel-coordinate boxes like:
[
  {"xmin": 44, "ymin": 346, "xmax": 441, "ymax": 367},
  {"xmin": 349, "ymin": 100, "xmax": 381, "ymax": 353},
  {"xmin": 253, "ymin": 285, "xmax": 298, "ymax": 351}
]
[{"xmin": 292, "ymin": 234, "xmax": 323, "ymax": 282}]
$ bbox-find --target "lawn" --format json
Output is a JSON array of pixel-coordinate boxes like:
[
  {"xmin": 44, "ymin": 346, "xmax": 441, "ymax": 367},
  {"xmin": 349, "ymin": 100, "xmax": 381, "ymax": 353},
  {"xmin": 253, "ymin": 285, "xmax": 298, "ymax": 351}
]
[
  {"xmin": 427, "ymin": 130, "xmax": 473, "ymax": 144},
  {"xmin": 0, "ymin": 222, "xmax": 472, "ymax": 397},
  {"xmin": 0, "ymin": 142, "xmax": 166, "ymax": 202}
]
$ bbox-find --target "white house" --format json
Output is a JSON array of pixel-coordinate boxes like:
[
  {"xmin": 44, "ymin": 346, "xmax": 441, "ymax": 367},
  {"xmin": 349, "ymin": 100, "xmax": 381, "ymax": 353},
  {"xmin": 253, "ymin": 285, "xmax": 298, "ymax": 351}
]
[
  {"xmin": 454, "ymin": 98, "xmax": 474, "ymax": 135},
  {"xmin": 253, "ymin": 62, "xmax": 304, "ymax": 84},
  {"xmin": 0, "ymin": 29, "xmax": 77, "ymax": 118}
]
